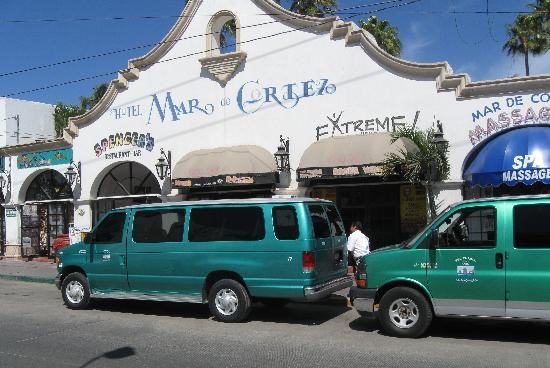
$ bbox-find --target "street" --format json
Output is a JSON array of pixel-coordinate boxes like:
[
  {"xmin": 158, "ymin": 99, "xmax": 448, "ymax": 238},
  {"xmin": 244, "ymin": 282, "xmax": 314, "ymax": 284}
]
[{"xmin": 1, "ymin": 280, "xmax": 550, "ymax": 367}]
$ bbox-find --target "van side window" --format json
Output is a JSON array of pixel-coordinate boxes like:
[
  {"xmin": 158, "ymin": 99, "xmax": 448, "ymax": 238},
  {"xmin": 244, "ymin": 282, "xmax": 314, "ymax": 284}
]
[
  {"xmin": 514, "ymin": 204, "xmax": 550, "ymax": 248},
  {"xmin": 133, "ymin": 209, "xmax": 185, "ymax": 243},
  {"xmin": 325, "ymin": 205, "xmax": 345, "ymax": 236},
  {"xmin": 94, "ymin": 212, "xmax": 126, "ymax": 244},
  {"xmin": 189, "ymin": 207, "xmax": 265, "ymax": 242},
  {"xmin": 272, "ymin": 206, "xmax": 299, "ymax": 240},
  {"xmin": 436, "ymin": 207, "xmax": 496, "ymax": 248},
  {"xmin": 308, "ymin": 205, "xmax": 330, "ymax": 238}
]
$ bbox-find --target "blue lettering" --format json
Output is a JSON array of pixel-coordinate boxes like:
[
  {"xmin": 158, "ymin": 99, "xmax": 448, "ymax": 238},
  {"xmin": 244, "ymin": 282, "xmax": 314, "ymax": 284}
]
[
  {"xmin": 303, "ymin": 80, "xmax": 316, "ymax": 97},
  {"xmin": 472, "ymin": 110, "xmax": 485, "ymax": 123},
  {"xmin": 147, "ymin": 92, "xmax": 179, "ymax": 124}
]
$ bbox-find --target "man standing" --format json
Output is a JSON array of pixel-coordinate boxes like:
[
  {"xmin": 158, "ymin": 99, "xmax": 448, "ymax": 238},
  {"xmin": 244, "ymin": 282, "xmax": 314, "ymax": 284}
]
[{"xmin": 347, "ymin": 221, "xmax": 370, "ymax": 273}]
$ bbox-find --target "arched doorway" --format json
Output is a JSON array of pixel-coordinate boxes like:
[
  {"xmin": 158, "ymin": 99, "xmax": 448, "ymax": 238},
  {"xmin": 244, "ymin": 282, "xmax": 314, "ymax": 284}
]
[
  {"xmin": 22, "ymin": 170, "xmax": 73, "ymax": 257},
  {"xmin": 93, "ymin": 162, "xmax": 161, "ymax": 223}
]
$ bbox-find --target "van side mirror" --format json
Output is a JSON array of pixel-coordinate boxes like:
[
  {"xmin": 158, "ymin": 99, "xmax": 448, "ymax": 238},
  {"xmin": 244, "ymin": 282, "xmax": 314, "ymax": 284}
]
[
  {"xmin": 83, "ymin": 232, "xmax": 93, "ymax": 244},
  {"xmin": 429, "ymin": 229, "xmax": 439, "ymax": 249}
]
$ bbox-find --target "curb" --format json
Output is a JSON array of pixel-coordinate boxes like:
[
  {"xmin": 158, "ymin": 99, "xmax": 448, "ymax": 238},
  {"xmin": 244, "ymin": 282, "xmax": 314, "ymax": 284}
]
[{"xmin": 0, "ymin": 274, "xmax": 55, "ymax": 285}]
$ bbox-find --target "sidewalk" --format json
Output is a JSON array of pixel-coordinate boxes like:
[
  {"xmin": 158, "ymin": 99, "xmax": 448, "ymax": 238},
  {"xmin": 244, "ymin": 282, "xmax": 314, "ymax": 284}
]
[{"xmin": 0, "ymin": 257, "xmax": 57, "ymax": 284}]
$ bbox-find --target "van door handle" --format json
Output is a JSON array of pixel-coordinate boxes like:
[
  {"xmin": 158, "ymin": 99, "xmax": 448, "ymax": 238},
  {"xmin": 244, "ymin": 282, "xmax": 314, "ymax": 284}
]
[{"xmin": 495, "ymin": 253, "xmax": 504, "ymax": 269}]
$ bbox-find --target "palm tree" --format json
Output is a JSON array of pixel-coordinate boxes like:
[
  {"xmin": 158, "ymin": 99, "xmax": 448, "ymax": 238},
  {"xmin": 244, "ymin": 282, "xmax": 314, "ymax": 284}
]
[
  {"xmin": 360, "ymin": 16, "xmax": 402, "ymax": 57},
  {"xmin": 503, "ymin": 14, "xmax": 547, "ymax": 76},
  {"xmin": 381, "ymin": 126, "xmax": 450, "ymax": 220},
  {"xmin": 273, "ymin": 0, "xmax": 337, "ymax": 18},
  {"xmin": 530, "ymin": 0, "xmax": 550, "ymax": 47}
]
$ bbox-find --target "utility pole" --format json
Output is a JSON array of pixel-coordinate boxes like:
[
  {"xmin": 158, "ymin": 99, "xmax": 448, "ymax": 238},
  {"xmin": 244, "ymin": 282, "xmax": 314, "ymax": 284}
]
[{"xmin": 14, "ymin": 114, "xmax": 19, "ymax": 145}]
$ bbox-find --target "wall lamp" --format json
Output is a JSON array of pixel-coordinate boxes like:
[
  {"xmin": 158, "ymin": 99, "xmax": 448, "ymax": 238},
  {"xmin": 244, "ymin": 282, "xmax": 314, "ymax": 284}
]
[
  {"xmin": 155, "ymin": 149, "xmax": 172, "ymax": 181},
  {"xmin": 274, "ymin": 135, "xmax": 290, "ymax": 188},
  {"xmin": 64, "ymin": 160, "xmax": 81, "ymax": 186}
]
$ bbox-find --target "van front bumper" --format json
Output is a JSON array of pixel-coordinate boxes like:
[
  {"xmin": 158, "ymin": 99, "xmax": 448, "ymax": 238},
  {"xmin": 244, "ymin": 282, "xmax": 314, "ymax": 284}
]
[
  {"xmin": 349, "ymin": 286, "xmax": 377, "ymax": 317},
  {"xmin": 303, "ymin": 276, "xmax": 353, "ymax": 301}
]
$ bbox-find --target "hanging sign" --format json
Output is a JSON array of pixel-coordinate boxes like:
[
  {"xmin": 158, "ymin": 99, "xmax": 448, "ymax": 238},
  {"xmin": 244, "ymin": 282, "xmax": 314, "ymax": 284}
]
[
  {"xmin": 400, "ymin": 185, "xmax": 427, "ymax": 234},
  {"xmin": 17, "ymin": 148, "xmax": 73, "ymax": 169}
]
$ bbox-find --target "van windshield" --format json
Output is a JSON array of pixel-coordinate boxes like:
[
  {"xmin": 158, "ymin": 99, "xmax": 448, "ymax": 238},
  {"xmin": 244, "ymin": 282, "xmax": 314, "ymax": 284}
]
[{"xmin": 403, "ymin": 205, "xmax": 451, "ymax": 248}]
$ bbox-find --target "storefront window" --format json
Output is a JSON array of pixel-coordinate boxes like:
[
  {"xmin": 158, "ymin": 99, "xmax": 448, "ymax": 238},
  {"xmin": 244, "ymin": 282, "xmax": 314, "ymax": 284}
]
[{"xmin": 94, "ymin": 162, "xmax": 161, "ymax": 223}]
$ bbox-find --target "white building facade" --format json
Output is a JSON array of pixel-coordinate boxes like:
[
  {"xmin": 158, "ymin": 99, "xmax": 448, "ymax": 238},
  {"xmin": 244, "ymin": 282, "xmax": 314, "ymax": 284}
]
[
  {"xmin": 1, "ymin": 0, "xmax": 550, "ymax": 257},
  {"xmin": 0, "ymin": 98, "xmax": 55, "ymax": 257}
]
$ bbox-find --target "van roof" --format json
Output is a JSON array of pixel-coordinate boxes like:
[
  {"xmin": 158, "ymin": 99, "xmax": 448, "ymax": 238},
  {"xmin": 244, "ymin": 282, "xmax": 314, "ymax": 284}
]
[
  {"xmin": 118, "ymin": 197, "xmax": 332, "ymax": 210},
  {"xmin": 453, "ymin": 194, "xmax": 550, "ymax": 207}
]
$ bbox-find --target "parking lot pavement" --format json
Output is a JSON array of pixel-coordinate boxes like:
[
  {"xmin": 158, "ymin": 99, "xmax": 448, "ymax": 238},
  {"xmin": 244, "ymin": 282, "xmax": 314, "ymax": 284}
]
[{"xmin": 0, "ymin": 258, "xmax": 57, "ymax": 284}]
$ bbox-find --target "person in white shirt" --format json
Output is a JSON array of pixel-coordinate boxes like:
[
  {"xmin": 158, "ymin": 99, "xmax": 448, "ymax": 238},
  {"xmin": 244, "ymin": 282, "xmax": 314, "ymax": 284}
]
[{"xmin": 347, "ymin": 221, "xmax": 370, "ymax": 273}]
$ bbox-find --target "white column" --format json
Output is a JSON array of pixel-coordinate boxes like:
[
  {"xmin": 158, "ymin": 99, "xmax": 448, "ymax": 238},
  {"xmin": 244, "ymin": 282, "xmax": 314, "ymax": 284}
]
[{"xmin": 4, "ymin": 205, "xmax": 21, "ymax": 258}]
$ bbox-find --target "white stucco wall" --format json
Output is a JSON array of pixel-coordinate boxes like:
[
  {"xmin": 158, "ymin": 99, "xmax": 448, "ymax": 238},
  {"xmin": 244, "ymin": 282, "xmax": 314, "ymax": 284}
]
[{"xmin": 0, "ymin": 97, "xmax": 55, "ymax": 147}]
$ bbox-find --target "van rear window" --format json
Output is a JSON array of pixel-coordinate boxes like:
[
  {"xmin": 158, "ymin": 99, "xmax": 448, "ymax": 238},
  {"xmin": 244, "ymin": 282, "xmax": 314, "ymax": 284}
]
[
  {"xmin": 514, "ymin": 204, "xmax": 550, "ymax": 248},
  {"xmin": 308, "ymin": 205, "xmax": 330, "ymax": 239},
  {"xmin": 272, "ymin": 206, "xmax": 299, "ymax": 240},
  {"xmin": 189, "ymin": 207, "xmax": 265, "ymax": 242},
  {"xmin": 326, "ymin": 205, "xmax": 345, "ymax": 236}
]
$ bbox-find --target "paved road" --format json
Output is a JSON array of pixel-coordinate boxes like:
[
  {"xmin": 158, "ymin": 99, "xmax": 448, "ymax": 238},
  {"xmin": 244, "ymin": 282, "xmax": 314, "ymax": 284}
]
[{"xmin": 1, "ymin": 279, "xmax": 550, "ymax": 368}]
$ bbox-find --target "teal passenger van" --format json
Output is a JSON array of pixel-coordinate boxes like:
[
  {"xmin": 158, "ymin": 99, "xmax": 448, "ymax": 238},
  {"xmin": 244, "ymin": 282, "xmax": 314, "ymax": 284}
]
[
  {"xmin": 55, "ymin": 198, "xmax": 352, "ymax": 322},
  {"xmin": 350, "ymin": 195, "xmax": 550, "ymax": 337}
]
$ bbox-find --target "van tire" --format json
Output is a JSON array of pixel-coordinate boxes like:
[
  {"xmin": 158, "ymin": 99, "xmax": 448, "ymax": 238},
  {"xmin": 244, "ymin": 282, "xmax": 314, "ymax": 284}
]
[
  {"xmin": 61, "ymin": 272, "xmax": 91, "ymax": 310},
  {"xmin": 208, "ymin": 279, "xmax": 251, "ymax": 322},
  {"xmin": 379, "ymin": 287, "xmax": 432, "ymax": 338}
]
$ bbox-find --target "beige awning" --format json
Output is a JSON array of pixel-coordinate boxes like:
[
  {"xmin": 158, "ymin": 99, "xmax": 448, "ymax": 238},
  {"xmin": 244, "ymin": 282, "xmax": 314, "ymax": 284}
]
[
  {"xmin": 172, "ymin": 145, "xmax": 278, "ymax": 188},
  {"xmin": 297, "ymin": 133, "xmax": 418, "ymax": 181}
]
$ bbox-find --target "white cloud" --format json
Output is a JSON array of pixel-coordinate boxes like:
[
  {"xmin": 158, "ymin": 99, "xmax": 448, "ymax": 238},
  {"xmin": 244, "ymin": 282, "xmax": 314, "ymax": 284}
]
[
  {"xmin": 401, "ymin": 22, "xmax": 435, "ymax": 60},
  {"xmin": 481, "ymin": 53, "xmax": 550, "ymax": 80},
  {"xmin": 454, "ymin": 62, "xmax": 478, "ymax": 76}
]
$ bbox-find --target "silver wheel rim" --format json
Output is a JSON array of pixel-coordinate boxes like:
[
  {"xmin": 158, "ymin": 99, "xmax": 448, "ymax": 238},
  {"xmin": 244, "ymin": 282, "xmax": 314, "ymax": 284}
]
[
  {"xmin": 388, "ymin": 298, "xmax": 419, "ymax": 329},
  {"xmin": 65, "ymin": 280, "xmax": 85, "ymax": 304},
  {"xmin": 214, "ymin": 288, "xmax": 239, "ymax": 316}
]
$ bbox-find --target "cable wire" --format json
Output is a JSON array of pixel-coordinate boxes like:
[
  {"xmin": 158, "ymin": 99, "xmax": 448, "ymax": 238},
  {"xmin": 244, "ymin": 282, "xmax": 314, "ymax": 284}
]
[{"xmin": 2, "ymin": 0, "xmax": 423, "ymax": 98}]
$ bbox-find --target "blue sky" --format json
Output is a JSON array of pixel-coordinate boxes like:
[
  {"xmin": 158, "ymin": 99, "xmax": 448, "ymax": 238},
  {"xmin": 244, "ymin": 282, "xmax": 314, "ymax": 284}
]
[{"xmin": 1, "ymin": 0, "xmax": 548, "ymax": 106}]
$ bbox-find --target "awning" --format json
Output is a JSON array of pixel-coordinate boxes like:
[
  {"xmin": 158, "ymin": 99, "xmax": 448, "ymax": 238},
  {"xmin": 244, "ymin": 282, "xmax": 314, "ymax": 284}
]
[
  {"xmin": 172, "ymin": 145, "xmax": 278, "ymax": 189},
  {"xmin": 463, "ymin": 125, "xmax": 550, "ymax": 187},
  {"xmin": 297, "ymin": 134, "xmax": 418, "ymax": 181}
]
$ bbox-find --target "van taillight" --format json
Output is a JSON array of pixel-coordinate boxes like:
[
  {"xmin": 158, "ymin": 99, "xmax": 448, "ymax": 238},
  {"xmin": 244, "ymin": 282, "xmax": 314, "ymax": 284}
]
[{"xmin": 303, "ymin": 251, "xmax": 315, "ymax": 273}]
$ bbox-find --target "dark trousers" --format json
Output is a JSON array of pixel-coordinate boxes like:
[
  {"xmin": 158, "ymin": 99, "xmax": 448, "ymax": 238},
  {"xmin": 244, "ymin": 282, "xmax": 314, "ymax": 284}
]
[{"xmin": 348, "ymin": 251, "xmax": 356, "ymax": 274}]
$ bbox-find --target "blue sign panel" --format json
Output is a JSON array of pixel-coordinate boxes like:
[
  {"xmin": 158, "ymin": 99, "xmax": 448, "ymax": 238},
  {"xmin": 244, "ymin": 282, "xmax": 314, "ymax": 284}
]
[
  {"xmin": 463, "ymin": 125, "xmax": 550, "ymax": 187},
  {"xmin": 17, "ymin": 148, "xmax": 73, "ymax": 169}
]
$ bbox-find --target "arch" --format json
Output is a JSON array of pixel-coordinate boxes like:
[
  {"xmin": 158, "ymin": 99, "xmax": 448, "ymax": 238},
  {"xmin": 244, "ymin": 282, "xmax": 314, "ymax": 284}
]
[
  {"xmin": 92, "ymin": 161, "xmax": 161, "ymax": 199},
  {"xmin": 206, "ymin": 10, "xmax": 240, "ymax": 56},
  {"xmin": 21, "ymin": 169, "xmax": 73, "ymax": 203}
]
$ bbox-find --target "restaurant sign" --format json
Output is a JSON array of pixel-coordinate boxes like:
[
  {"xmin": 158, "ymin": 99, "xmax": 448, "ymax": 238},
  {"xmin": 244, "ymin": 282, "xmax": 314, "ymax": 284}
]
[
  {"xmin": 17, "ymin": 148, "xmax": 72, "ymax": 169},
  {"xmin": 172, "ymin": 172, "xmax": 276, "ymax": 189},
  {"xmin": 296, "ymin": 165, "xmax": 382, "ymax": 182}
]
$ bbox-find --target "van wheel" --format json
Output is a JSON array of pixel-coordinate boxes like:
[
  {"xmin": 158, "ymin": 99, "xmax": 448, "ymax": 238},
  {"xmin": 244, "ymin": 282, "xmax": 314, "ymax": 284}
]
[
  {"xmin": 61, "ymin": 272, "xmax": 91, "ymax": 310},
  {"xmin": 379, "ymin": 287, "xmax": 432, "ymax": 338},
  {"xmin": 208, "ymin": 279, "xmax": 251, "ymax": 322}
]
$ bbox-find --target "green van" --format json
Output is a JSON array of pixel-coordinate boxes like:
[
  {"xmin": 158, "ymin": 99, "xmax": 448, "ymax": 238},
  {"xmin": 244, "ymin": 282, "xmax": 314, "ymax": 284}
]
[
  {"xmin": 55, "ymin": 198, "xmax": 352, "ymax": 322},
  {"xmin": 349, "ymin": 195, "xmax": 550, "ymax": 337}
]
